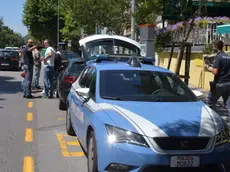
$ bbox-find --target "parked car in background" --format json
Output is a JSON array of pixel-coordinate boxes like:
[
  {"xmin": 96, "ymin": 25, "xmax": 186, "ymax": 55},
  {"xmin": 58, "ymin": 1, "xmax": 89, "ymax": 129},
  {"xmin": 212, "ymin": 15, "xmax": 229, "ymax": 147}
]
[
  {"xmin": 4, "ymin": 47, "xmax": 20, "ymax": 52},
  {"xmin": 57, "ymin": 58, "xmax": 85, "ymax": 110},
  {"xmin": 0, "ymin": 50, "xmax": 21, "ymax": 70},
  {"xmin": 59, "ymin": 50, "xmax": 80, "ymax": 61}
]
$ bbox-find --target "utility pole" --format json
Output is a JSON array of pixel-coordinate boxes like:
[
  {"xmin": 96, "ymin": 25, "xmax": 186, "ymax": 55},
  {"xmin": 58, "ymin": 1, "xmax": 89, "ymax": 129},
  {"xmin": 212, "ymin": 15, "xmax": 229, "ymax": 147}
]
[
  {"xmin": 131, "ymin": 0, "xmax": 136, "ymax": 40},
  {"xmin": 57, "ymin": 0, "xmax": 60, "ymax": 47}
]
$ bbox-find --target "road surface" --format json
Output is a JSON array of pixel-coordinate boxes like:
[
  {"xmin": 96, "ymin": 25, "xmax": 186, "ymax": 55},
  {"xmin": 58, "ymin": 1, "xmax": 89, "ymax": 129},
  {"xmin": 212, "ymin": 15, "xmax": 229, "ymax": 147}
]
[{"xmin": 0, "ymin": 70, "xmax": 87, "ymax": 172}]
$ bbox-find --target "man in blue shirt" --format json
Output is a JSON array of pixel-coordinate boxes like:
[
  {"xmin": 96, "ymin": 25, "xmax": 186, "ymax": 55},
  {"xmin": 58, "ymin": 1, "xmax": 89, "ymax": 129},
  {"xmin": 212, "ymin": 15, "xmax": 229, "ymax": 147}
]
[
  {"xmin": 22, "ymin": 39, "xmax": 38, "ymax": 98},
  {"xmin": 206, "ymin": 40, "xmax": 230, "ymax": 120}
]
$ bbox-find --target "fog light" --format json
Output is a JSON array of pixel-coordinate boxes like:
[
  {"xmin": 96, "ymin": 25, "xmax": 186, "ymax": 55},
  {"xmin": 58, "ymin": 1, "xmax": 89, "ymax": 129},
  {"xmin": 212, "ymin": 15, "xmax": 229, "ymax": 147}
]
[{"xmin": 105, "ymin": 163, "xmax": 134, "ymax": 172}]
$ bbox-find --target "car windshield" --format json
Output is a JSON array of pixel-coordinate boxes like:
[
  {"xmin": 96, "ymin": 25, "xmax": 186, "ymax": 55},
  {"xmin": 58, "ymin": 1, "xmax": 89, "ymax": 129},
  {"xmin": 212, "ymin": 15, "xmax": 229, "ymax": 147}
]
[
  {"xmin": 84, "ymin": 39, "xmax": 140, "ymax": 60},
  {"xmin": 0, "ymin": 51, "xmax": 17, "ymax": 57},
  {"xmin": 70, "ymin": 62, "xmax": 85, "ymax": 74},
  {"xmin": 100, "ymin": 70, "xmax": 198, "ymax": 102}
]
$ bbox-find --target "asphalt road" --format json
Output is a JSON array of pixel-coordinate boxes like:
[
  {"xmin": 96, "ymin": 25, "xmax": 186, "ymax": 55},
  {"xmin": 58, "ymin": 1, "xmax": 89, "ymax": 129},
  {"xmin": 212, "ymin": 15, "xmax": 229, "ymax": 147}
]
[{"xmin": 0, "ymin": 70, "xmax": 87, "ymax": 172}]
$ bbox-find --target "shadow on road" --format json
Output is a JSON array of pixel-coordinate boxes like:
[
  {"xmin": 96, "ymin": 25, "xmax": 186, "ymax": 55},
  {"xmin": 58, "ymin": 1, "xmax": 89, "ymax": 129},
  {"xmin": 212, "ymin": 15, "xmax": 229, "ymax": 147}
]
[{"xmin": 0, "ymin": 76, "xmax": 22, "ymax": 95}]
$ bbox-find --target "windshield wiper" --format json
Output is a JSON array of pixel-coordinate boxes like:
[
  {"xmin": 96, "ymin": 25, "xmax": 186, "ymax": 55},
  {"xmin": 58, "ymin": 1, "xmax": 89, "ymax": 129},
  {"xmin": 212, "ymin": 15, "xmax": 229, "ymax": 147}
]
[{"xmin": 102, "ymin": 96, "xmax": 123, "ymax": 100}]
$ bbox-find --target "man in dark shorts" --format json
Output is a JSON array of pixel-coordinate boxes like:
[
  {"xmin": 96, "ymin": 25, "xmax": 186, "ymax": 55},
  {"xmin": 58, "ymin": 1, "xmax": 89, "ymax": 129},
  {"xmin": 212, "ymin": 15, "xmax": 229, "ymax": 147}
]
[
  {"xmin": 206, "ymin": 40, "xmax": 230, "ymax": 121},
  {"xmin": 22, "ymin": 39, "xmax": 38, "ymax": 98}
]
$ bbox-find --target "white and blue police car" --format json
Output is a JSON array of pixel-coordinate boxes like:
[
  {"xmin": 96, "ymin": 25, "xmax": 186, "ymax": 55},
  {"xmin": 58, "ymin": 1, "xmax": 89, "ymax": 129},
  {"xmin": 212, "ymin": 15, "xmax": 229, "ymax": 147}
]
[{"xmin": 66, "ymin": 55, "xmax": 230, "ymax": 172}]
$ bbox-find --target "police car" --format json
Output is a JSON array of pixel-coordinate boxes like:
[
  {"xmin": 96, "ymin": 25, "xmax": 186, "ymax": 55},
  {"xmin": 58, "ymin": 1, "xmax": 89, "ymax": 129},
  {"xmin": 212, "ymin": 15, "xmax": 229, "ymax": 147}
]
[{"xmin": 66, "ymin": 55, "xmax": 230, "ymax": 172}]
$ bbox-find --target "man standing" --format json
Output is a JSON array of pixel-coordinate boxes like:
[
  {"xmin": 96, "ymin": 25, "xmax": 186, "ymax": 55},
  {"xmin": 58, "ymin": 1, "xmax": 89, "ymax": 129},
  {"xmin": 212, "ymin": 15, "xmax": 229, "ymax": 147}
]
[
  {"xmin": 53, "ymin": 44, "xmax": 62, "ymax": 96},
  {"xmin": 206, "ymin": 40, "xmax": 230, "ymax": 121},
  {"xmin": 32, "ymin": 44, "xmax": 42, "ymax": 89},
  {"xmin": 41, "ymin": 39, "xmax": 55, "ymax": 98},
  {"xmin": 22, "ymin": 39, "xmax": 38, "ymax": 98}
]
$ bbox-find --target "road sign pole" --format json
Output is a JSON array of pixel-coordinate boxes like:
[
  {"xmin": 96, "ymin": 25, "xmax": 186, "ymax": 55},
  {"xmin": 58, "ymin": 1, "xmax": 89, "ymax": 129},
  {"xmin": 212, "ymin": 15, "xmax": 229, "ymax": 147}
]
[
  {"xmin": 131, "ymin": 0, "xmax": 136, "ymax": 40},
  {"xmin": 57, "ymin": 0, "xmax": 60, "ymax": 46}
]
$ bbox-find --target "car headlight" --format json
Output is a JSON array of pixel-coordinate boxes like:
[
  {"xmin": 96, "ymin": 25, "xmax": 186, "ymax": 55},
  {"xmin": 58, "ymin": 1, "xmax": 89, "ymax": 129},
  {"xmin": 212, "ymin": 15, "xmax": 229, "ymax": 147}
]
[
  {"xmin": 105, "ymin": 125, "xmax": 149, "ymax": 147},
  {"xmin": 215, "ymin": 128, "xmax": 230, "ymax": 146}
]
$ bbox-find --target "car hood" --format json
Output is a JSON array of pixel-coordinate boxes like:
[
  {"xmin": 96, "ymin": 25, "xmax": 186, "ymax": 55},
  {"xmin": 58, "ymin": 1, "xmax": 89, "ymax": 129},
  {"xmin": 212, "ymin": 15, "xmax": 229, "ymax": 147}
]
[{"xmin": 98, "ymin": 101, "xmax": 226, "ymax": 137}]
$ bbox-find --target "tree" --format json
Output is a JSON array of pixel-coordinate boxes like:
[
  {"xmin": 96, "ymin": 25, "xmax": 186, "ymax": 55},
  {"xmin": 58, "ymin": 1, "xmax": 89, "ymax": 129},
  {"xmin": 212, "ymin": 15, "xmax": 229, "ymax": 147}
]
[
  {"xmin": 22, "ymin": 0, "xmax": 64, "ymax": 44},
  {"xmin": 172, "ymin": 0, "xmax": 206, "ymax": 75},
  {"xmin": 135, "ymin": 0, "xmax": 163, "ymax": 24},
  {"xmin": 135, "ymin": 0, "xmax": 206, "ymax": 76},
  {"xmin": 61, "ymin": 0, "xmax": 131, "ymax": 38},
  {"xmin": 0, "ymin": 17, "xmax": 24, "ymax": 48}
]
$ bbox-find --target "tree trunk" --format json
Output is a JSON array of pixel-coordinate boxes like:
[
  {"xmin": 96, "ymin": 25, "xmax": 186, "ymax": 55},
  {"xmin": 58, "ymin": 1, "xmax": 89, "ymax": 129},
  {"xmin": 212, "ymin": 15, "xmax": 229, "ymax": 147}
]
[{"xmin": 174, "ymin": 42, "xmax": 186, "ymax": 75}]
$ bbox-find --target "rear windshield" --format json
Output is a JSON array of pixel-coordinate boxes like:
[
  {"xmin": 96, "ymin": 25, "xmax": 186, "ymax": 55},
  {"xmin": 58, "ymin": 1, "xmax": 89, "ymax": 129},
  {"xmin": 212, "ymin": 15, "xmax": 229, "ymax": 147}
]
[
  {"xmin": 84, "ymin": 39, "xmax": 141, "ymax": 61},
  {"xmin": 100, "ymin": 70, "xmax": 198, "ymax": 102},
  {"xmin": 70, "ymin": 62, "xmax": 85, "ymax": 74},
  {"xmin": 0, "ymin": 51, "xmax": 18, "ymax": 57}
]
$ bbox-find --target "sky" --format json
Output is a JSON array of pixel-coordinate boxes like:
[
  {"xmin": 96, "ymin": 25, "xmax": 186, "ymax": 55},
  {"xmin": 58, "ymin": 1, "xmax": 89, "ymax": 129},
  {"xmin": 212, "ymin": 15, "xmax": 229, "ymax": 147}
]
[{"xmin": 0, "ymin": 0, "xmax": 28, "ymax": 37}]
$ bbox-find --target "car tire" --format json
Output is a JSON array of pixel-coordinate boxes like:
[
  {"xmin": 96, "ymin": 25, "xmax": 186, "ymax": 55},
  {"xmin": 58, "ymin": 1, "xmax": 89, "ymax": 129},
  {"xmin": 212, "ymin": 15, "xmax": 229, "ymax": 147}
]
[
  {"xmin": 66, "ymin": 108, "xmax": 75, "ymax": 136},
  {"xmin": 87, "ymin": 131, "xmax": 98, "ymax": 172},
  {"xmin": 59, "ymin": 98, "xmax": 66, "ymax": 110}
]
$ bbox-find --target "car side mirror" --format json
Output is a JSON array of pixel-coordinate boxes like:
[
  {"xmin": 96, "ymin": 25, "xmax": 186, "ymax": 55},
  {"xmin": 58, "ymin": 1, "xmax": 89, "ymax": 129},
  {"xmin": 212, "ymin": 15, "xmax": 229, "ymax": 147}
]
[
  {"xmin": 76, "ymin": 88, "xmax": 90, "ymax": 101},
  {"xmin": 192, "ymin": 90, "xmax": 203, "ymax": 98}
]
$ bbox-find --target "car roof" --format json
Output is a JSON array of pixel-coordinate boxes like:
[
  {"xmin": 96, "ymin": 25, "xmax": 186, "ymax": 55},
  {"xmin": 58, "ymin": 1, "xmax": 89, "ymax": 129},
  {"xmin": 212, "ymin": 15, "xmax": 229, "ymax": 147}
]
[
  {"xmin": 68, "ymin": 58, "xmax": 84, "ymax": 62},
  {"xmin": 0, "ymin": 49, "xmax": 18, "ymax": 52},
  {"xmin": 79, "ymin": 34, "xmax": 141, "ymax": 49},
  {"xmin": 88, "ymin": 61, "xmax": 172, "ymax": 73}
]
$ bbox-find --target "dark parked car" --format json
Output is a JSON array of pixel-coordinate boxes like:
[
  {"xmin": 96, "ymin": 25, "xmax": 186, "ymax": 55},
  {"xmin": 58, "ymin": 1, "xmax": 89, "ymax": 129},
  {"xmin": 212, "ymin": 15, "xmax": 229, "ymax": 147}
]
[
  {"xmin": 0, "ymin": 50, "xmax": 21, "ymax": 70},
  {"xmin": 59, "ymin": 50, "xmax": 80, "ymax": 61},
  {"xmin": 57, "ymin": 58, "xmax": 85, "ymax": 110}
]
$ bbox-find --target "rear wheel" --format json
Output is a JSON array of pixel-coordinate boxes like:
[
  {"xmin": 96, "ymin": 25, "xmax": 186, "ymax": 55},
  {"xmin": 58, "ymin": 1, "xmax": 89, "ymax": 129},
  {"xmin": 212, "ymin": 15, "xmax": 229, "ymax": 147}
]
[
  {"xmin": 66, "ymin": 108, "xmax": 75, "ymax": 136},
  {"xmin": 59, "ymin": 98, "xmax": 66, "ymax": 110},
  {"xmin": 87, "ymin": 131, "xmax": 98, "ymax": 172}
]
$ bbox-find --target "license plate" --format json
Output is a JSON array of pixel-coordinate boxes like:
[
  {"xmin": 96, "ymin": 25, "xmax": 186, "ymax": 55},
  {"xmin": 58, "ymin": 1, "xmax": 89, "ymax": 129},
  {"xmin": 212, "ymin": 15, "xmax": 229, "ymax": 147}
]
[
  {"xmin": 1, "ymin": 63, "xmax": 9, "ymax": 66},
  {"xmin": 170, "ymin": 156, "xmax": 200, "ymax": 167}
]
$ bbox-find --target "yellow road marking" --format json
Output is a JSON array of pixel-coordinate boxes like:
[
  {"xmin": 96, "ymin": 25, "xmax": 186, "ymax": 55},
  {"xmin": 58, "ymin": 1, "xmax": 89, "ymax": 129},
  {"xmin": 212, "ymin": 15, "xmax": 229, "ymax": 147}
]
[
  {"xmin": 58, "ymin": 118, "xmax": 64, "ymax": 120},
  {"xmin": 25, "ymin": 128, "xmax": 33, "ymax": 142},
  {"xmin": 66, "ymin": 140, "xmax": 80, "ymax": 146},
  {"xmin": 56, "ymin": 134, "xmax": 70, "ymax": 157},
  {"xmin": 23, "ymin": 156, "xmax": 34, "ymax": 172},
  {"xmin": 71, "ymin": 152, "xmax": 85, "ymax": 156},
  {"xmin": 27, "ymin": 112, "xmax": 33, "ymax": 121},
  {"xmin": 28, "ymin": 102, "xmax": 33, "ymax": 108}
]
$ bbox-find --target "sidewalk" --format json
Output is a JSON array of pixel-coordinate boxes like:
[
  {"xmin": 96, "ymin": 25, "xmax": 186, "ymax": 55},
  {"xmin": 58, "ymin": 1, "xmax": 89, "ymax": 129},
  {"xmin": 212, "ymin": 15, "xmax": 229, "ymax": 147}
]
[{"xmin": 189, "ymin": 85, "xmax": 229, "ymax": 123}]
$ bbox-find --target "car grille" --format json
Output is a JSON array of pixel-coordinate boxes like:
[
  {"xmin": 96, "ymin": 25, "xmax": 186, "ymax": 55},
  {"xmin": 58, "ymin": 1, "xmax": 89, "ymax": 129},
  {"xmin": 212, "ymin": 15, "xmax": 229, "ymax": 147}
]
[
  {"xmin": 153, "ymin": 137, "xmax": 210, "ymax": 150},
  {"xmin": 141, "ymin": 165, "xmax": 220, "ymax": 172}
]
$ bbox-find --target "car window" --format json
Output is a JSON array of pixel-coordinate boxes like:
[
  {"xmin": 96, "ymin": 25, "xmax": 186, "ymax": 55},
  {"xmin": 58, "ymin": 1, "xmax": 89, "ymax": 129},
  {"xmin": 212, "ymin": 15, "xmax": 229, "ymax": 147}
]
[
  {"xmin": 84, "ymin": 39, "xmax": 140, "ymax": 60},
  {"xmin": 87, "ymin": 69, "xmax": 96, "ymax": 100},
  {"xmin": 0, "ymin": 51, "xmax": 17, "ymax": 57},
  {"xmin": 69, "ymin": 62, "xmax": 85, "ymax": 74},
  {"xmin": 85, "ymin": 67, "xmax": 96, "ymax": 88},
  {"xmin": 79, "ymin": 67, "xmax": 92, "ymax": 87},
  {"xmin": 100, "ymin": 70, "xmax": 198, "ymax": 102}
]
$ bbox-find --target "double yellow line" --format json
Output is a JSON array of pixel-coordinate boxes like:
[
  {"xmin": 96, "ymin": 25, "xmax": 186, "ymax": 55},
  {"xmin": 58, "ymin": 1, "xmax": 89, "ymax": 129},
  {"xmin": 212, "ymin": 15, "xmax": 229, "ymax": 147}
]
[{"xmin": 24, "ymin": 102, "xmax": 34, "ymax": 172}]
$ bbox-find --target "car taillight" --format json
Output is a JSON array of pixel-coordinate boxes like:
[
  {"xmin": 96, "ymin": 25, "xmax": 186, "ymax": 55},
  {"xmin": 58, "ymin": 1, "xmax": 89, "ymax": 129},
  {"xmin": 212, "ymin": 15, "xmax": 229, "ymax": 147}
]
[
  {"xmin": 63, "ymin": 76, "xmax": 77, "ymax": 83},
  {"xmin": 11, "ymin": 57, "xmax": 17, "ymax": 61}
]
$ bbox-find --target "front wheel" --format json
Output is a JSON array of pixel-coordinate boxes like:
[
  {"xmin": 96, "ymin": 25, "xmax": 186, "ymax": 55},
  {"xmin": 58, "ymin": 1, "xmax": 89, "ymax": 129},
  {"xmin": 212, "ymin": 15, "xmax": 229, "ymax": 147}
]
[
  {"xmin": 87, "ymin": 131, "xmax": 98, "ymax": 172},
  {"xmin": 66, "ymin": 108, "xmax": 75, "ymax": 136}
]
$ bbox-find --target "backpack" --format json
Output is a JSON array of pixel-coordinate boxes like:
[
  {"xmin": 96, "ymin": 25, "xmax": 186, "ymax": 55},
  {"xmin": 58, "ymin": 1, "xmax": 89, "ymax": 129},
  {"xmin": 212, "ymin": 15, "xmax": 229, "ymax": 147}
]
[{"xmin": 54, "ymin": 51, "xmax": 62, "ymax": 70}]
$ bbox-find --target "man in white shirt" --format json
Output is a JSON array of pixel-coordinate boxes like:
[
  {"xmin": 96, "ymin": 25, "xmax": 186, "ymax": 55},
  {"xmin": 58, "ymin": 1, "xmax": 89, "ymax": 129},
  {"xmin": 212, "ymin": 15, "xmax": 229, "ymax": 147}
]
[{"xmin": 41, "ymin": 39, "xmax": 56, "ymax": 98}]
